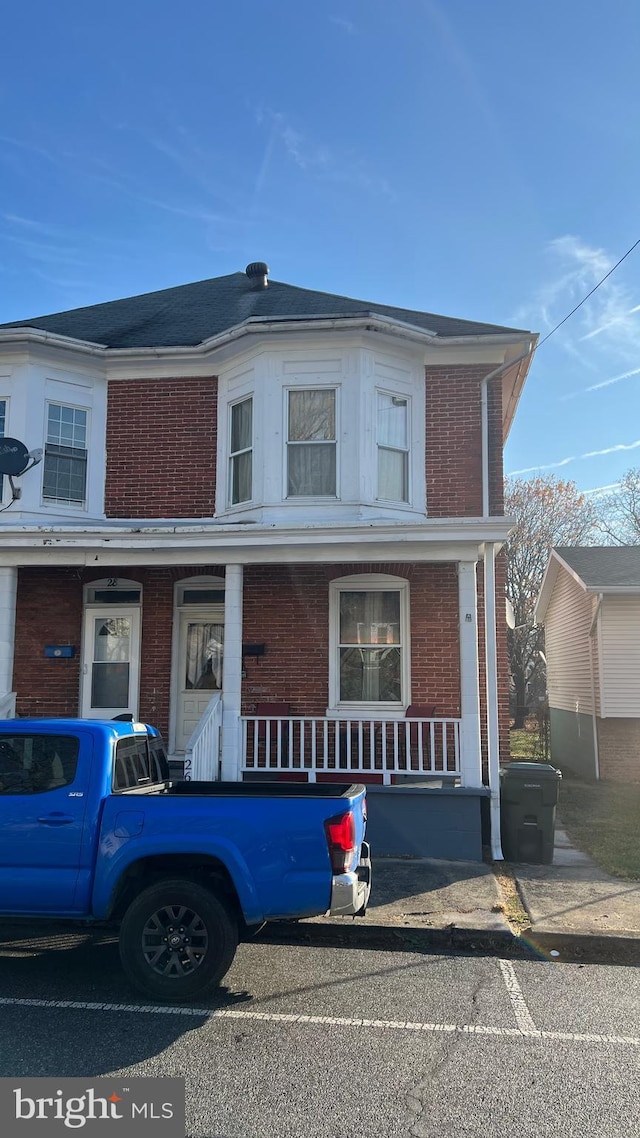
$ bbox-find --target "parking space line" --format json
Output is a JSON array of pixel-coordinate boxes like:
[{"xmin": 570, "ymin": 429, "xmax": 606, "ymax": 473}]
[
  {"xmin": 497, "ymin": 959, "xmax": 537, "ymax": 1032},
  {"xmin": 0, "ymin": 995, "xmax": 638, "ymax": 1047}
]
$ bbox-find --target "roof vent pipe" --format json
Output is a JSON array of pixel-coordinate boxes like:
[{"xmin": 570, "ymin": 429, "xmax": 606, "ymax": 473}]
[{"xmin": 245, "ymin": 262, "xmax": 269, "ymax": 289}]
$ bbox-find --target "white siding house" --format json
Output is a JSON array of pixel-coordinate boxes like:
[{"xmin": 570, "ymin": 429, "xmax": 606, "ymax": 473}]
[{"xmin": 536, "ymin": 547, "xmax": 640, "ymax": 782}]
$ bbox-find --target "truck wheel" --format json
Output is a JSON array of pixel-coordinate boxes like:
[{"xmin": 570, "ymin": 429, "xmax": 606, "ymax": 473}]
[{"xmin": 119, "ymin": 878, "xmax": 238, "ymax": 1002}]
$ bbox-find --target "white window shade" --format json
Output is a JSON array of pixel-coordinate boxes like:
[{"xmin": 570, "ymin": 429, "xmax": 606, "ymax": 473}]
[{"xmin": 377, "ymin": 392, "xmax": 409, "ymax": 503}]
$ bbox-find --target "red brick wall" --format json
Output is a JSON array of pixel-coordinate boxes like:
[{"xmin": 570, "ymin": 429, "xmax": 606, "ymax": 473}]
[
  {"xmin": 102, "ymin": 365, "xmax": 504, "ymax": 522},
  {"xmin": 241, "ymin": 563, "xmax": 461, "ymax": 718},
  {"xmin": 104, "ymin": 377, "xmax": 218, "ymax": 518},
  {"xmin": 13, "ymin": 569, "xmax": 83, "ymax": 718},
  {"xmin": 425, "ymin": 366, "xmax": 503, "ymax": 517},
  {"xmin": 13, "ymin": 563, "xmax": 465, "ymax": 734},
  {"xmin": 13, "ymin": 559, "xmax": 508, "ymax": 773},
  {"xmin": 597, "ymin": 719, "xmax": 640, "ymax": 782},
  {"xmin": 12, "ymin": 566, "xmax": 225, "ymax": 735}
]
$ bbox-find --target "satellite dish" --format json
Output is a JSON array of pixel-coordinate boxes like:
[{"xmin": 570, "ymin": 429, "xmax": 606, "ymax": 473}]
[
  {"xmin": 506, "ymin": 598, "xmax": 516, "ymax": 630},
  {"xmin": 0, "ymin": 438, "xmax": 30, "ymax": 476}
]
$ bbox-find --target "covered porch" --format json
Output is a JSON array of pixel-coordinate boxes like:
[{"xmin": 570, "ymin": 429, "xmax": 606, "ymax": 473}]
[{"xmin": 0, "ymin": 517, "xmax": 509, "ymax": 861}]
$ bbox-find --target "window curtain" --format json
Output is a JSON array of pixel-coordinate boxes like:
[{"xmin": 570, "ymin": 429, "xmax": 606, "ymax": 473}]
[
  {"xmin": 339, "ymin": 591, "xmax": 402, "ymax": 702},
  {"xmin": 287, "ymin": 390, "xmax": 336, "ymax": 496},
  {"xmin": 185, "ymin": 623, "xmax": 224, "ymax": 690}
]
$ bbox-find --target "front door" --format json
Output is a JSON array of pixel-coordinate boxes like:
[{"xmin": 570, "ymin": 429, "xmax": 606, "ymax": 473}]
[
  {"xmin": 81, "ymin": 607, "xmax": 141, "ymax": 719},
  {"xmin": 175, "ymin": 613, "xmax": 224, "ymax": 752}
]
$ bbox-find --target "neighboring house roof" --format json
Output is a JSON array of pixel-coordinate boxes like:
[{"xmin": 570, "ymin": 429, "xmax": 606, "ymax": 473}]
[
  {"xmin": 536, "ymin": 546, "xmax": 640, "ymax": 622},
  {"xmin": 0, "ymin": 268, "xmax": 531, "ymax": 350}
]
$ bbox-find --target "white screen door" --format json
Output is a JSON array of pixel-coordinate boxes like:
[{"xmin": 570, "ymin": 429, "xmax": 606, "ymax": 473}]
[
  {"xmin": 175, "ymin": 613, "xmax": 224, "ymax": 752},
  {"xmin": 81, "ymin": 607, "xmax": 141, "ymax": 719}
]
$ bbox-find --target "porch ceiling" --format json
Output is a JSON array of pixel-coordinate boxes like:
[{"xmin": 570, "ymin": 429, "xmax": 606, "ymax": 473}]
[{"xmin": 0, "ymin": 517, "xmax": 512, "ymax": 567}]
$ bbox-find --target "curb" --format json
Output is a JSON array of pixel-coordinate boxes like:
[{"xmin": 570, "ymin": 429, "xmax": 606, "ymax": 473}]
[{"xmin": 257, "ymin": 919, "xmax": 640, "ymax": 965}]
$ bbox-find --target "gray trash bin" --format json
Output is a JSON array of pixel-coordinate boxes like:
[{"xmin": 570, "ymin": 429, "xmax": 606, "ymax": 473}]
[{"xmin": 500, "ymin": 762, "xmax": 562, "ymax": 864}]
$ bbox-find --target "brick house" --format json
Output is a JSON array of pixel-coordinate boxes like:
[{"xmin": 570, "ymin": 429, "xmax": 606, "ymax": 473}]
[
  {"xmin": 536, "ymin": 546, "xmax": 640, "ymax": 782},
  {"xmin": 0, "ymin": 263, "xmax": 536, "ymax": 859}
]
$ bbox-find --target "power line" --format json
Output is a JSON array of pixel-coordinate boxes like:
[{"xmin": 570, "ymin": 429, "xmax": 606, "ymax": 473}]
[{"xmin": 535, "ymin": 236, "xmax": 640, "ymax": 350}]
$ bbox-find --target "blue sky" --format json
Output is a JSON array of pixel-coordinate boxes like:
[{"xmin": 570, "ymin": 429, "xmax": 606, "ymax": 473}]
[{"xmin": 2, "ymin": 0, "xmax": 639, "ymax": 495}]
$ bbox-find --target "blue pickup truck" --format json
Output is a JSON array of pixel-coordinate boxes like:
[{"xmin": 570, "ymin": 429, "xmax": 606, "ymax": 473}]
[{"xmin": 0, "ymin": 718, "xmax": 370, "ymax": 1001}]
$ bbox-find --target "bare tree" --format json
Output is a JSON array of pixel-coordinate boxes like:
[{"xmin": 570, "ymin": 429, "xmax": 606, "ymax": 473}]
[
  {"xmin": 504, "ymin": 476, "xmax": 596, "ymax": 727},
  {"xmin": 595, "ymin": 467, "xmax": 640, "ymax": 545}
]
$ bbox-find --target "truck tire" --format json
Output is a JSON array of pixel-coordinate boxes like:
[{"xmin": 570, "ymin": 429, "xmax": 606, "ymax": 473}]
[{"xmin": 119, "ymin": 878, "xmax": 238, "ymax": 1002}]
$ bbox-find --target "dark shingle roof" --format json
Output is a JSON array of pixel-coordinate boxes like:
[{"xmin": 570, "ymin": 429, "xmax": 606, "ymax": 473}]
[
  {"xmin": 0, "ymin": 271, "xmax": 530, "ymax": 350},
  {"xmin": 556, "ymin": 546, "xmax": 640, "ymax": 589}
]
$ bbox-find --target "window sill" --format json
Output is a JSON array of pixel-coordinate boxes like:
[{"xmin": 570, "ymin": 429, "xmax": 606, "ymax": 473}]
[{"xmin": 325, "ymin": 707, "xmax": 407, "ymax": 721}]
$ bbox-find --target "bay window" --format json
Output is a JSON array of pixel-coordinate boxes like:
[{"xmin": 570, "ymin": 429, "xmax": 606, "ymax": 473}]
[{"xmin": 287, "ymin": 388, "xmax": 336, "ymax": 497}]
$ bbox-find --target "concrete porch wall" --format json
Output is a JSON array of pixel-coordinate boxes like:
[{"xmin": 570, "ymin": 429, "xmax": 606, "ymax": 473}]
[{"xmin": 364, "ymin": 785, "xmax": 489, "ymax": 861}]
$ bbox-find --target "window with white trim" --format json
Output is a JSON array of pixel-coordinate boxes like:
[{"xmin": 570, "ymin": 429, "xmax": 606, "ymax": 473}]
[
  {"xmin": 287, "ymin": 388, "xmax": 336, "ymax": 497},
  {"xmin": 42, "ymin": 402, "xmax": 88, "ymax": 507},
  {"xmin": 377, "ymin": 391, "xmax": 409, "ymax": 503},
  {"xmin": 228, "ymin": 396, "xmax": 253, "ymax": 506},
  {"xmin": 0, "ymin": 399, "xmax": 6, "ymax": 501},
  {"xmin": 330, "ymin": 575, "xmax": 410, "ymax": 710}
]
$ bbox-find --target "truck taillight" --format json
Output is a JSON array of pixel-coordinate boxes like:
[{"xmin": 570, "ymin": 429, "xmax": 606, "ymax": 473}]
[{"xmin": 324, "ymin": 811, "xmax": 356, "ymax": 874}]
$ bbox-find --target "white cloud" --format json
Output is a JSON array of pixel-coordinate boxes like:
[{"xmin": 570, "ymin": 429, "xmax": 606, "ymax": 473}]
[
  {"xmin": 560, "ymin": 365, "xmax": 640, "ymax": 401},
  {"xmin": 582, "ymin": 482, "xmax": 622, "ymax": 496},
  {"xmin": 329, "ymin": 15, "xmax": 356, "ymax": 34},
  {"xmin": 256, "ymin": 108, "xmax": 393, "ymax": 197},
  {"xmin": 508, "ymin": 438, "xmax": 640, "ymax": 477},
  {"xmin": 512, "ymin": 234, "xmax": 640, "ymax": 380}
]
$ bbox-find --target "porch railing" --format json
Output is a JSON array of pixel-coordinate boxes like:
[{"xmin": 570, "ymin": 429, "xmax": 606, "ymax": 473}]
[
  {"xmin": 241, "ymin": 715, "xmax": 461, "ymax": 786},
  {"xmin": 0, "ymin": 692, "xmax": 16, "ymax": 719},
  {"xmin": 183, "ymin": 692, "xmax": 223, "ymax": 781}
]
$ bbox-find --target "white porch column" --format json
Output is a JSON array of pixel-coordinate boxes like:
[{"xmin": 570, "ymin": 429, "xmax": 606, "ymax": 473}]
[
  {"xmin": 458, "ymin": 560, "xmax": 483, "ymax": 788},
  {"xmin": 483, "ymin": 543, "xmax": 503, "ymax": 859},
  {"xmin": 221, "ymin": 564, "xmax": 243, "ymax": 781},
  {"xmin": 0, "ymin": 567, "xmax": 17, "ymax": 702}
]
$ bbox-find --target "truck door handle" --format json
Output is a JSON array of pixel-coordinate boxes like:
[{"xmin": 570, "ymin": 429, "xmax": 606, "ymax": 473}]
[{"xmin": 37, "ymin": 813, "xmax": 74, "ymax": 826}]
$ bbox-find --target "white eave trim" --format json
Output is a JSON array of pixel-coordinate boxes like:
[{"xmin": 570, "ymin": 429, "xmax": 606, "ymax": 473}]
[
  {"xmin": 0, "ymin": 327, "xmax": 107, "ymax": 355},
  {"xmin": 0, "ymin": 315, "xmax": 532, "ymax": 364},
  {"xmin": 0, "ymin": 515, "xmax": 513, "ymax": 565}
]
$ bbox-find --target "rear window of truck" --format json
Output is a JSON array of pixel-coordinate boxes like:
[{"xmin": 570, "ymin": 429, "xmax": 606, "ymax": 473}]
[{"xmin": 113, "ymin": 735, "xmax": 170, "ymax": 791}]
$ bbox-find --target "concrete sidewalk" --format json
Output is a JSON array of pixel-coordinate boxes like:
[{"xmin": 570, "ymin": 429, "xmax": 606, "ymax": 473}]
[
  {"xmin": 278, "ymin": 822, "xmax": 640, "ymax": 961},
  {"xmin": 514, "ymin": 824, "xmax": 640, "ymax": 940}
]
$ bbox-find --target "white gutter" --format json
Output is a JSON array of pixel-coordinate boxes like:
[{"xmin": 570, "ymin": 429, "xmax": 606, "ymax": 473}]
[
  {"xmin": 480, "ymin": 343, "xmax": 536, "ymax": 517},
  {"xmin": 483, "ymin": 541, "xmax": 503, "ymax": 859},
  {"xmin": 478, "ymin": 341, "xmax": 536, "ymax": 859},
  {"xmin": 588, "ymin": 594, "xmax": 603, "ymax": 780}
]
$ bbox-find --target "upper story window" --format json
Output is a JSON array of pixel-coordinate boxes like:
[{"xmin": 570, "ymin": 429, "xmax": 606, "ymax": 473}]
[
  {"xmin": 287, "ymin": 388, "xmax": 337, "ymax": 498},
  {"xmin": 377, "ymin": 392, "xmax": 409, "ymax": 503},
  {"xmin": 42, "ymin": 402, "xmax": 88, "ymax": 508},
  {"xmin": 228, "ymin": 396, "xmax": 253, "ymax": 506},
  {"xmin": 0, "ymin": 399, "xmax": 6, "ymax": 502}
]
